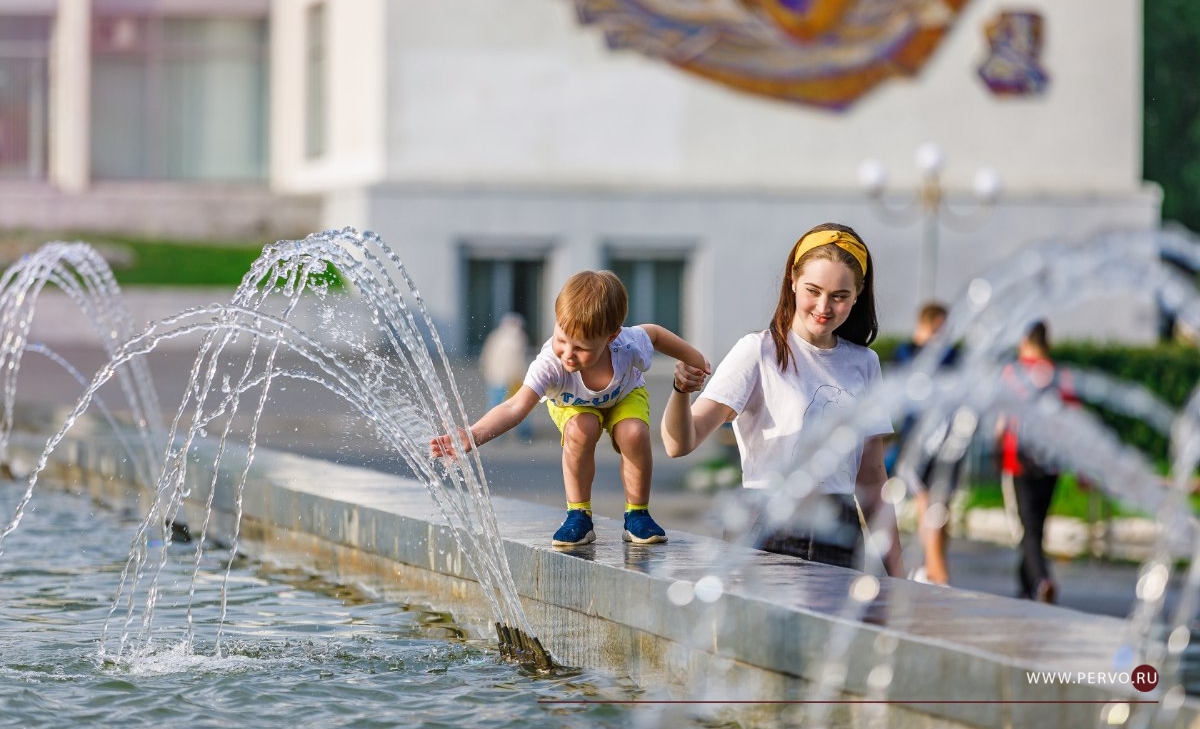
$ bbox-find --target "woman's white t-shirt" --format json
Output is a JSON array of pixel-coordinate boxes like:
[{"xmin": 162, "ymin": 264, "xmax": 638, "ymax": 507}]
[
  {"xmin": 701, "ymin": 330, "xmax": 891, "ymax": 493},
  {"xmin": 523, "ymin": 326, "xmax": 654, "ymax": 408}
]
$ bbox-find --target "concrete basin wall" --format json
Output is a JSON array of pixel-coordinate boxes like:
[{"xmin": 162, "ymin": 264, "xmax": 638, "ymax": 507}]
[{"xmin": 9, "ymin": 428, "xmax": 1193, "ymax": 729}]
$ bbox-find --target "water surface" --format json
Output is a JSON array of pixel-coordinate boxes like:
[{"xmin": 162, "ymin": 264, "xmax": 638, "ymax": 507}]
[{"xmin": 0, "ymin": 485, "xmax": 702, "ymax": 728}]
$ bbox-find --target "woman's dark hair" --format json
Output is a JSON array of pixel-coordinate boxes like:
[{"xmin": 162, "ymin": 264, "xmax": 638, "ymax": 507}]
[
  {"xmin": 1024, "ymin": 320, "xmax": 1049, "ymax": 353},
  {"xmin": 769, "ymin": 222, "xmax": 878, "ymax": 371}
]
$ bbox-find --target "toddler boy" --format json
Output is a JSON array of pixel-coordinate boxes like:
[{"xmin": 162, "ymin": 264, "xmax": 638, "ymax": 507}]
[{"xmin": 432, "ymin": 270, "xmax": 708, "ymax": 545}]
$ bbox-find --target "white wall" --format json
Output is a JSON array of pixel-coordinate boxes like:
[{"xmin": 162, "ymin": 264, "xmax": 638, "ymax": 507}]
[
  {"xmin": 48, "ymin": 0, "xmax": 90, "ymax": 192},
  {"xmin": 270, "ymin": 0, "xmax": 388, "ymax": 193},
  {"xmin": 376, "ymin": 0, "xmax": 1142, "ymax": 195},
  {"xmin": 361, "ymin": 186, "xmax": 1162, "ymax": 359},
  {"xmin": 294, "ymin": 0, "xmax": 1159, "ymax": 354}
]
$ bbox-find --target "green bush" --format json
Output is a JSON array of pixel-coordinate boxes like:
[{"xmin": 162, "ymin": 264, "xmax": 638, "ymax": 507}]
[
  {"xmin": 7, "ymin": 232, "xmax": 345, "ymax": 289},
  {"xmin": 874, "ymin": 337, "xmax": 1200, "ymax": 467},
  {"xmin": 878, "ymin": 338, "xmax": 1200, "ymax": 517},
  {"xmin": 870, "ymin": 336, "xmax": 902, "ymax": 363},
  {"xmin": 1052, "ymin": 341, "xmax": 1200, "ymax": 466},
  {"xmin": 961, "ymin": 475, "xmax": 1146, "ymax": 520},
  {"xmin": 103, "ymin": 235, "xmax": 269, "ymax": 287}
]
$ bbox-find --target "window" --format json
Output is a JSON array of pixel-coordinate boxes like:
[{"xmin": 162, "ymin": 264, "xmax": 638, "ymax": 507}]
[
  {"xmin": 304, "ymin": 2, "xmax": 326, "ymax": 158},
  {"xmin": 462, "ymin": 249, "xmax": 547, "ymax": 356},
  {"xmin": 90, "ymin": 14, "xmax": 268, "ymax": 181},
  {"xmin": 0, "ymin": 16, "xmax": 51, "ymax": 179},
  {"xmin": 607, "ymin": 252, "xmax": 687, "ymax": 336}
]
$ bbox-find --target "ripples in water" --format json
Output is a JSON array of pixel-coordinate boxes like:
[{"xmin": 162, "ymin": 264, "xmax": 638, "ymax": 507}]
[{"xmin": 0, "ymin": 485, "xmax": 723, "ymax": 728}]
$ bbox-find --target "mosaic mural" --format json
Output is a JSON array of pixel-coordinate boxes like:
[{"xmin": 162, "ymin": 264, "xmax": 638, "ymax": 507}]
[
  {"xmin": 977, "ymin": 11, "xmax": 1049, "ymax": 96},
  {"xmin": 571, "ymin": 0, "xmax": 973, "ymax": 110}
]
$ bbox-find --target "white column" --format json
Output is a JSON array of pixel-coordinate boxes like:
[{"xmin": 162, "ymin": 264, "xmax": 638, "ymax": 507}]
[{"xmin": 49, "ymin": 0, "xmax": 90, "ymax": 192}]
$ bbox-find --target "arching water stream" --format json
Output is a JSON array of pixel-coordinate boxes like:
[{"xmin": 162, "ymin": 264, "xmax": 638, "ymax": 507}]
[
  {"xmin": 6, "ymin": 227, "xmax": 1200, "ymax": 728},
  {"xmin": 0, "ymin": 229, "xmax": 548, "ymax": 670}
]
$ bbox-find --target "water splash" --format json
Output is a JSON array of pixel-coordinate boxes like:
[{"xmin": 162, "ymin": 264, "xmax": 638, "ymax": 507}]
[
  {"xmin": 1, "ymin": 229, "xmax": 551, "ymax": 670},
  {"xmin": 0, "ymin": 242, "xmax": 163, "ymax": 485}
]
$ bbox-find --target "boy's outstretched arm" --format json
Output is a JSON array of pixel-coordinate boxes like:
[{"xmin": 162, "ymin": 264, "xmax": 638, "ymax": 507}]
[
  {"xmin": 638, "ymin": 323, "xmax": 710, "ymax": 373},
  {"xmin": 430, "ymin": 386, "xmax": 541, "ymax": 458}
]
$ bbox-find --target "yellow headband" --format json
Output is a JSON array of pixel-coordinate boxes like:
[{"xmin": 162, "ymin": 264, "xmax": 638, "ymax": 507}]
[{"xmin": 793, "ymin": 229, "xmax": 869, "ymax": 276}]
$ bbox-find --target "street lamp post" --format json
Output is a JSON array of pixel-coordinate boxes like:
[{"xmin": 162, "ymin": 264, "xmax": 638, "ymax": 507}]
[{"xmin": 858, "ymin": 143, "xmax": 1001, "ymax": 303}]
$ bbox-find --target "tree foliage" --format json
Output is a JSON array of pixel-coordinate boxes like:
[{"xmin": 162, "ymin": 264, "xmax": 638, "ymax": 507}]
[{"xmin": 1144, "ymin": 0, "xmax": 1200, "ymax": 231}]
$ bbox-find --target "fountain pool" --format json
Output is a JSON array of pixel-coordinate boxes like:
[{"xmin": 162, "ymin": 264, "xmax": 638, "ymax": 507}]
[{"xmin": 0, "ymin": 484, "xmax": 707, "ymax": 728}]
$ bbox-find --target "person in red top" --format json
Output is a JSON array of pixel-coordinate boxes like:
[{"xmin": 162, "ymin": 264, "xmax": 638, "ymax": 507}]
[{"xmin": 997, "ymin": 320, "xmax": 1077, "ymax": 603}]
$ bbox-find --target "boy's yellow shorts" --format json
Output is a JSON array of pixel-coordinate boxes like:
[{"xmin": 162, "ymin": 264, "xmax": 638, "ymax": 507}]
[{"xmin": 546, "ymin": 386, "xmax": 650, "ymax": 452}]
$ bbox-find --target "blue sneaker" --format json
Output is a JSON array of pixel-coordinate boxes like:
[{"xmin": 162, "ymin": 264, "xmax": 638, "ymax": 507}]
[
  {"xmin": 552, "ymin": 509, "xmax": 595, "ymax": 546},
  {"xmin": 623, "ymin": 510, "xmax": 667, "ymax": 544}
]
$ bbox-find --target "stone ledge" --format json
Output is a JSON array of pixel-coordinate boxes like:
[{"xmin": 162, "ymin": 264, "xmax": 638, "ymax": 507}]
[{"xmin": 9, "ymin": 429, "xmax": 1194, "ymax": 729}]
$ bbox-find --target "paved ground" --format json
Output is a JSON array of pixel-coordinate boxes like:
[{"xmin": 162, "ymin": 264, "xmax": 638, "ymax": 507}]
[{"xmin": 8, "ymin": 286, "xmax": 1183, "ymax": 621}]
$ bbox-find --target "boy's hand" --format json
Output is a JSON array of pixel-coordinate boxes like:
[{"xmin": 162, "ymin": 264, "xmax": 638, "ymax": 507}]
[
  {"xmin": 673, "ymin": 358, "xmax": 711, "ymax": 394},
  {"xmin": 431, "ymin": 428, "xmax": 472, "ymax": 458}
]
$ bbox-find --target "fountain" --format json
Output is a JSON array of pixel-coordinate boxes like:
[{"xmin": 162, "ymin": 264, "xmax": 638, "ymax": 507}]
[
  {"xmin": 0, "ymin": 485, "xmax": 643, "ymax": 728},
  {"xmin": 0, "ymin": 229, "xmax": 550, "ymax": 668},
  {"xmin": 5, "ymin": 226, "xmax": 1200, "ymax": 727},
  {"xmin": 0, "ymin": 241, "xmax": 163, "ymax": 487}
]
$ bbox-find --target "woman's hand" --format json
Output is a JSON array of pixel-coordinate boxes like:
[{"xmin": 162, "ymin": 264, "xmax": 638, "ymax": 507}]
[{"xmin": 673, "ymin": 358, "xmax": 710, "ymax": 394}]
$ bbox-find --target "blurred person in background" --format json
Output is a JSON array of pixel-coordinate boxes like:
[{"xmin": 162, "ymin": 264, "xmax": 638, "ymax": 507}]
[{"xmin": 480, "ymin": 312, "xmax": 533, "ymax": 442}]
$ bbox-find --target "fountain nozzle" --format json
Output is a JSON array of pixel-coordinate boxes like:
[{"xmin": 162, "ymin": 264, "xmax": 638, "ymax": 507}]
[{"xmin": 496, "ymin": 622, "xmax": 555, "ymax": 671}]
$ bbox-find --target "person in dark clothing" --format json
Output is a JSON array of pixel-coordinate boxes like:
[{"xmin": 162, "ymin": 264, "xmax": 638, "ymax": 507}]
[
  {"xmin": 889, "ymin": 302, "xmax": 960, "ymax": 585},
  {"xmin": 997, "ymin": 321, "xmax": 1076, "ymax": 603}
]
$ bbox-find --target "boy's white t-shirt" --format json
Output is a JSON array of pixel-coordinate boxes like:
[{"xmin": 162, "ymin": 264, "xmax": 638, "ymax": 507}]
[
  {"xmin": 701, "ymin": 330, "xmax": 891, "ymax": 494},
  {"xmin": 523, "ymin": 326, "xmax": 654, "ymax": 408}
]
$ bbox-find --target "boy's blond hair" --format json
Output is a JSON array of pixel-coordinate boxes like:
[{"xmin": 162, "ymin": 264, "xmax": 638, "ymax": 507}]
[
  {"xmin": 554, "ymin": 270, "xmax": 627, "ymax": 340},
  {"xmin": 916, "ymin": 301, "xmax": 949, "ymax": 327}
]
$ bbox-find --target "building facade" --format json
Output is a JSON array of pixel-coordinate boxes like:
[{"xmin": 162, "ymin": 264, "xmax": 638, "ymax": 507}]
[
  {"xmin": 0, "ymin": 0, "xmax": 317, "ymax": 239},
  {"xmin": 0, "ymin": 0, "xmax": 1161, "ymax": 355}
]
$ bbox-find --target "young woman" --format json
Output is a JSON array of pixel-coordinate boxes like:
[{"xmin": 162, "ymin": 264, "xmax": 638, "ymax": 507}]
[{"xmin": 662, "ymin": 222, "xmax": 902, "ymax": 575}]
